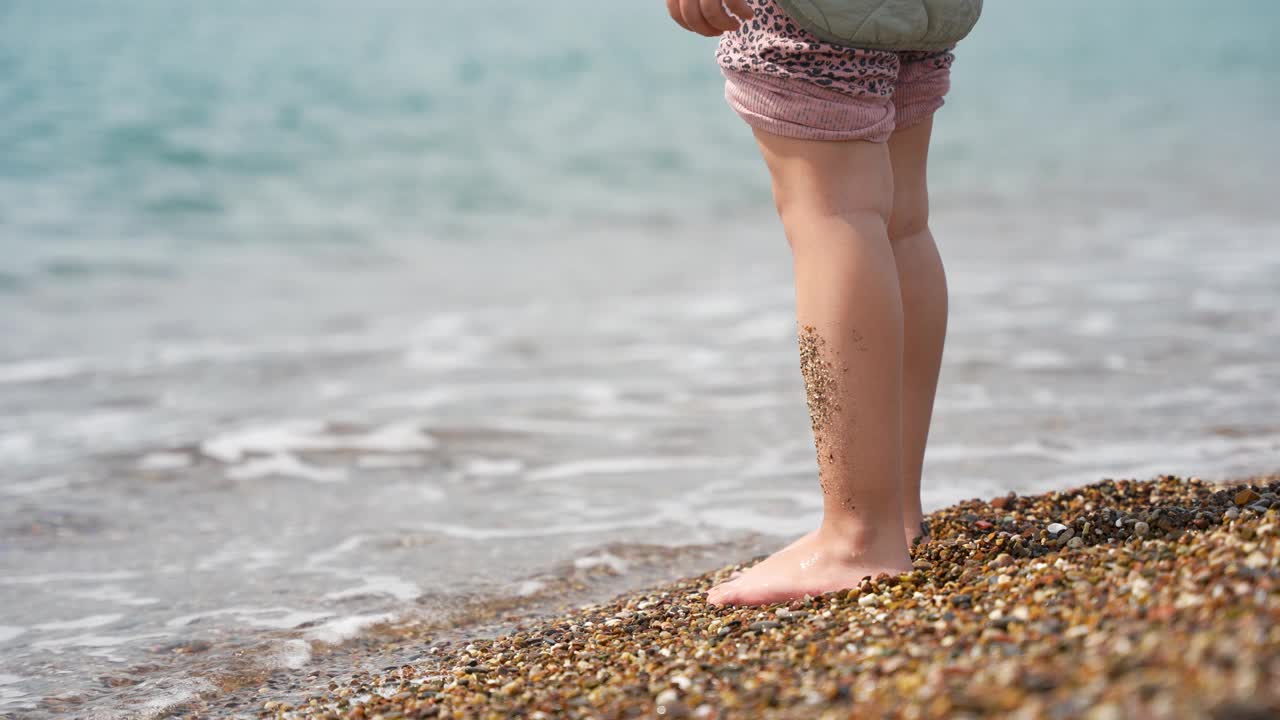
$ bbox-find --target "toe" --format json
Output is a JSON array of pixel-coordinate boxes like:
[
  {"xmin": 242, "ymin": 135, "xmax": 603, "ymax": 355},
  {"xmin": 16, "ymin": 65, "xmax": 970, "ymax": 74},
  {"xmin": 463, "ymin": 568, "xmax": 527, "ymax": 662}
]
[{"xmin": 706, "ymin": 580, "xmax": 738, "ymax": 607}]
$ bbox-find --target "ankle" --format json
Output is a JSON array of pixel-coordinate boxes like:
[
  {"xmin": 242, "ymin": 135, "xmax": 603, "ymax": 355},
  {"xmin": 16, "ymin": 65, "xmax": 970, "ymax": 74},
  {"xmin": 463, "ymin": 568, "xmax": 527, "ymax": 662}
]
[{"xmin": 817, "ymin": 515, "xmax": 908, "ymax": 556}]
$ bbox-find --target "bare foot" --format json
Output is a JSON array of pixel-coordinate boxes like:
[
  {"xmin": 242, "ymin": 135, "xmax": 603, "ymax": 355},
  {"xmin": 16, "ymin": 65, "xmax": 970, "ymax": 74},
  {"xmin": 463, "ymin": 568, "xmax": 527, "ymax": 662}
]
[
  {"xmin": 706, "ymin": 529, "xmax": 912, "ymax": 606},
  {"xmin": 726, "ymin": 523, "xmax": 925, "ymax": 584}
]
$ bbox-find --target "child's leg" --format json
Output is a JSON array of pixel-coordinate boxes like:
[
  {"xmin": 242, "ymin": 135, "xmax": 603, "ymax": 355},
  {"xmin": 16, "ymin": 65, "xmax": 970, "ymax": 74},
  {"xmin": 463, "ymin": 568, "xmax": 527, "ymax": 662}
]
[
  {"xmin": 707, "ymin": 128, "xmax": 912, "ymax": 607},
  {"xmin": 887, "ymin": 118, "xmax": 948, "ymax": 545}
]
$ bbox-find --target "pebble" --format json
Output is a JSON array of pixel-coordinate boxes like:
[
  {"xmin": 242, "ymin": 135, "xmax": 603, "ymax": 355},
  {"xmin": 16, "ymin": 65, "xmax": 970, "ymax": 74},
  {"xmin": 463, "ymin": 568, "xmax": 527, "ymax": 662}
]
[
  {"xmin": 1235, "ymin": 488, "xmax": 1262, "ymax": 506},
  {"xmin": 273, "ymin": 473, "xmax": 1280, "ymax": 720}
]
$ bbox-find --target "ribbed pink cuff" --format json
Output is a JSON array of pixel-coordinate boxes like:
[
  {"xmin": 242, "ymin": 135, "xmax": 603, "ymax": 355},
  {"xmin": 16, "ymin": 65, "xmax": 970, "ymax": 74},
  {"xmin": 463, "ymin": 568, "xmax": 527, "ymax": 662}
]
[
  {"xmin": 722, "ymin": 69, "xmax": 896, "ymax": 143},
  {"xmin": 892, "ymin": 61, "xmax": 951, "ymax": 131}
]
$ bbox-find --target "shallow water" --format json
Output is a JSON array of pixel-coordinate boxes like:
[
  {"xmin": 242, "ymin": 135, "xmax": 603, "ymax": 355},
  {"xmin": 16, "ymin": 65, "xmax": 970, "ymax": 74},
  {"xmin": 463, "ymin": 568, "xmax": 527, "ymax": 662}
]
[{"xmin": 2, "ymin": 1, "xmax": 1279, "ymax": 717}]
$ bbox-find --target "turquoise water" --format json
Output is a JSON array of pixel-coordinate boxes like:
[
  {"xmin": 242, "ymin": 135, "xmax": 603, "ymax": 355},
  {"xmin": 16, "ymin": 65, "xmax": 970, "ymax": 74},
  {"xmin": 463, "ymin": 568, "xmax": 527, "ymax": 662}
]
[
  {"xmin": 2, "ymin": 2, "xmax": 1279, "ymax": 717},
  {"xmin": 2, "ymin": 1, "xmax": 1278, "ymax": 261}
]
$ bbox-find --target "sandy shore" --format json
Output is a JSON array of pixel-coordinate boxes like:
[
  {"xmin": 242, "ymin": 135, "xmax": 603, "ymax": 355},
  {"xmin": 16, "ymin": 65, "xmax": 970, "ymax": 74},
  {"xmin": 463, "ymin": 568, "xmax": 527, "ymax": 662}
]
[{"xmin": 265, "ymin": 473, "xmax": 1279, "ymax": 719}]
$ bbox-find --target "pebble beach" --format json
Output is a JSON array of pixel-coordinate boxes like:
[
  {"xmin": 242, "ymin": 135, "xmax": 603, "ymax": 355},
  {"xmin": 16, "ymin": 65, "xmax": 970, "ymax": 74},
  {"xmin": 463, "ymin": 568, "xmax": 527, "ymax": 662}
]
[{"xmin": 249, "ymin": 473, "xmax": 1280, "ymax": 720}]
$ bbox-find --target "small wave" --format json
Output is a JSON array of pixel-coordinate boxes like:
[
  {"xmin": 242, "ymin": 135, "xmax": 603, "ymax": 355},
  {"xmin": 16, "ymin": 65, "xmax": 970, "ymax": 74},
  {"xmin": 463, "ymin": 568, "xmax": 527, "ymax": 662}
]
[
  {"xmin": 0, "ymin": 357, "xmax": 88, "ymax": 385},
  {"xmin": 303, "ymin": 613, "xmax": 394, "ymax": 645},
  {"xmin": 324, "ymin": 575, "xmax": 420, "ymax": 602},
  {"xmin": 417, "ymin": 514, "xmax": 668, "ymax": 540},
  {"xmin": 1, "ymin": 474, "xmax": 72, "ymax": 496},
  {"xmin": 274, "ymin": 639, "xmax": 312, "ymax": 670},
  {"xmin": 135, "ymin": 452, "xmax": 193, "ymax": 470},
  {"xmin": 201, "ymin": 419, "xmax": 436, "ymax": 463},
  {"xmin": 166, "ymin": 607, "xmax": 331, "ymax": 631},
  {"xmin": 67, "ymin": 586, "xmax": 159, "ymax": 607},
  {"xmin": 0, "ymin": 673, "xmax": 31, "ymax": 711},
  {"xmin": 527, "ymin": 456, "xmax": 735, "ymax": 482},
  {"xmin": 33, "ymin": 613, "xmax": 123, "ymax": 632},
  {"xmin": 572, "ymin": 553, "xmax": 629, "ymax": 574},
  {"xmin": 1009, "ymin": 349, "xmax": 1073, "ymax": 371},
  {"xmin": 226, "ymin": 452, "xmax": 348, "ymax": 483},
  {"xmin": 0, "ymin": 571, "xmax": 139, "ymax": 586},
  {"xmin": 97, "ymin": 677, "xmax": 219, "ymax": 720},
  {"xmin": 31, "ymin": 632, "xmax": 167, "ymax": 652}
]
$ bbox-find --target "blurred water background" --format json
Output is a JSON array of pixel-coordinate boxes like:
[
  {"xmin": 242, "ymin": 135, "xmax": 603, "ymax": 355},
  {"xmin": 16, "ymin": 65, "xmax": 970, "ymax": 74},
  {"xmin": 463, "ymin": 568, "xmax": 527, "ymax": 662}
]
[{"xmin": 2, "ymin": 1, "xmax": 1279, "ymax": 716}]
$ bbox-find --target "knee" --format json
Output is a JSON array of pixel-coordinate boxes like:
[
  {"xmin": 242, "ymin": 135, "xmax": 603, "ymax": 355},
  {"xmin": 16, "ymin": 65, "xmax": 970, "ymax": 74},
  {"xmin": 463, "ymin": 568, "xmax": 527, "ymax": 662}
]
[
  {"xmin": 887, "ymin": 192, "xmax": 929, "ymax": 241},
  {"xmin": 769, "ymin": 173, "xmax": 894, "ymax": 230}
]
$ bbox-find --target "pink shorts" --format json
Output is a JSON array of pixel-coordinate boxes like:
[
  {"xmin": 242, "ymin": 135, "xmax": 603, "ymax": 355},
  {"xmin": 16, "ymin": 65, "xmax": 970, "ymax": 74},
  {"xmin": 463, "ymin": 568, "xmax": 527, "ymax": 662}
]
[{"xmin": 715, "ymin": 0, "xmax": 955, "ymax": 143}]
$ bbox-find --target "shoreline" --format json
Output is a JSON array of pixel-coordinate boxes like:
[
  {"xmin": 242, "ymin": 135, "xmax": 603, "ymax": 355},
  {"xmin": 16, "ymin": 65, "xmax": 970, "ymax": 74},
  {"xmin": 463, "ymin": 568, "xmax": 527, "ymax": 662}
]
[{"xmin": 256, "ymin": 471, "xmax": 1280, "ymax": 719}]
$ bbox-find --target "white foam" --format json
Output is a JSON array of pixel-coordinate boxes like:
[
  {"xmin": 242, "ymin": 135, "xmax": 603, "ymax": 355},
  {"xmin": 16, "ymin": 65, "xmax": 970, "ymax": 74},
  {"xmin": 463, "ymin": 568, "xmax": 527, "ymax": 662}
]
[
  {"xmin": 573, "ymin": 553, "xmax": 629, "ymax": 574},
  {"xmin": 370, "ymin": 387, "xmax": 458, "ymax": 410},
  {"xmin": 0, "ymin": 626, "xmax": 25, "ymax": 643},
  {"xmin": 0, "ymin": 432, "xmax": 33, "ymax": 461},
  {"xmin": 418, "ymin": 513, "xmax": 666, "ymax": 540},
  {"xmin": 1137, "ymin": 385, "xmax": 1217, "ymax": 408},
  {"xmin": 274, "ymin": 639, "xmax": 313, "ymax": 670},
  {"xmin": 1, "ymin": 474, "xmax": 72, "ymax": 496},
  {"xmin": 226, "ymin": 452, "xmax": 348, "ymax": 483},
  {"xmin": 196, "ymin": 545, "xmax": 282, "ymax": 572},
  {"xmin": 0, "ymin": 681, "xmax": 30, "ymax": 711},
  {"xmin": 481, "ymin": 416, "xmax": 630, "ymax": 438},
  {"xmin": 305, "ymin": 535, "xmax": 368, "ymax": 568},
  {"xmin": 515, "ymin": 579, "xmax": 546, "ymax": 597},
  {"xmin": 165, "ymin": 607, "xmax": 329, "ymax": 630},
  {"xmin": 202, "ymin": 419, "xmax": 436, "ymax": 464},
  {"xmin": 68, "ymin": 586, "xmax": 159, "ymax": 607},
  {"xmin": 31, "ymin": 632, "xmax": 166, "ymax": 651},
  {"xmin": 0, "ymin": 571, "xmax": 138, "ymax": 586},
  {"xmin": 1073, "ymin": 311, "xmax": 1116, "ymax": 336},
  {"xmin": 304, "ymin": 613, "xmax": 393, "ymax": 645},
  {"xmin": 110, "ymin": 677, "xmax": 218, "ymax": 720},
  {"xmin": 33, "ymin": 613, "xmax": 123, "ymax": 632},
  {"xmin": 697, "ymin": 505, "xmax": 818, "ymax": 536},
  {"xmin": 0, "ymin": 357, "xmax": 87, "ymax": 385},
  {"xmin": 527, "ymin": 456, "xmax": 734, "ymax": 482},
  {"xmin": 1212, "ymin": 364, "xmax": 1264, "ymax": 385},
  {"xmin": 924, "ymin": 439, "xmax": 1061, "ymax": 463},
  {"xmin": 463, "ymin": 458, "xmax": 523, "ymax": 477},
  {"xmin": 136, "ymin": 452, "xmax": 192, "ymax": 470},
  {"xmin": 1009, "ymin": 349, "xmax": 1073, "ymax": 370},
  {"xmin": 325, "ymin": 575, "xmax": 420, "ymax": 602}
]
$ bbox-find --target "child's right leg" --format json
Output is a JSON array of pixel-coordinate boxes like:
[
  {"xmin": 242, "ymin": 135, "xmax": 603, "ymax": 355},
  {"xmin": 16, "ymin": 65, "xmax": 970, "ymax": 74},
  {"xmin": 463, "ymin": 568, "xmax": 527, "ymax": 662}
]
[{"xmin": 706, "ymin": 128, "xmax": 913, "ymax": 607}]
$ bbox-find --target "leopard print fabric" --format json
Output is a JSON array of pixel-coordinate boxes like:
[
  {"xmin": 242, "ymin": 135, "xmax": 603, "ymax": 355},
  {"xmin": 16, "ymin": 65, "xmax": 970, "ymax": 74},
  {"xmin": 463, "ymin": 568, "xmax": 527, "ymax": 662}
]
[{"xmin": 715, "ymin": 0, "xmax": 954, "ymax": 100}]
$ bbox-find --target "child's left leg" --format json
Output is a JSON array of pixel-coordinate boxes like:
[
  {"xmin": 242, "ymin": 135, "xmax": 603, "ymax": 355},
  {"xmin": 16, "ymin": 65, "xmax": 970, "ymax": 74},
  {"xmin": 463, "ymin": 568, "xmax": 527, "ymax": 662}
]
[{"xmin": 707, "ymin": 129, "xmax": 912, "ymax": 606}]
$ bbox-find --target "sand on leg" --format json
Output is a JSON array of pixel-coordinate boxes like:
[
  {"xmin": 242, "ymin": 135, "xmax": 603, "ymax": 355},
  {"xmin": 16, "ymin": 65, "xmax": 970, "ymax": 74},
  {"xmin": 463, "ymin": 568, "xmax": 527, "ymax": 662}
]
[
  {"xmin": 708, "ymin": 128, "xmax": 912, "ymax": 607},
  {"xmin": 887, "ymin": 117, "xmax": 948, "ymax": 546}
]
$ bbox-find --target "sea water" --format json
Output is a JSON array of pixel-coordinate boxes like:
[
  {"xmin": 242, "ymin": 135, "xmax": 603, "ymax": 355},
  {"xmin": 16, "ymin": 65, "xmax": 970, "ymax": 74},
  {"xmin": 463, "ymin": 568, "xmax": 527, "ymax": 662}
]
[{"xmin": 2, "ymin": 1, "xmax": 1279, "ymax": 716}]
